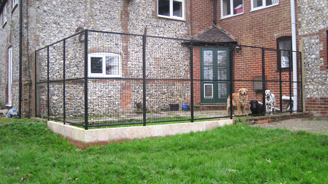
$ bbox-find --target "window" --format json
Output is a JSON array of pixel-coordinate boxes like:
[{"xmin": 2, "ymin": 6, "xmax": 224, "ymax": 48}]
[
  {"xmin": 221, "ymin": 0, "xmax": 243, "ymax": 18},
  {"xmin": 2, "ymin": 4, "xmax": 7, "ymax": 26},
  {"xmin": 7, "ymin": 47, "xmax": 12, "ymax": 107},
  {"xmin": 252, "ymin": 0, "xmax": 278, "ymax": 10},
  {"xmin": 158, "ymin": 0, "xmax": 184, "ymax": 20},
  {"xmin": 12, "ymin": 0, "xmax": 18, "ymax": 8},
  {"xmin": 277, "ymin": 36, "xmax": 292, "ymax": 70},
  {"xmin": 88, "ymin": 53, "xmax": 121, "ymax": 78}
]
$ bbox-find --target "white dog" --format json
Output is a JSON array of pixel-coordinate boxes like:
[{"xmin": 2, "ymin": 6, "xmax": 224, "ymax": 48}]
[{"xmin": 265, "ymin": 90, "xmax": 276, "ymax": 115}]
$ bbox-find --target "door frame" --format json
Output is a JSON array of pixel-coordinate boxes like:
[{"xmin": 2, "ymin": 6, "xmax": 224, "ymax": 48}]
[{"xmin": 200, "ymin": 47, "xmax": 230, "ymax": 103}]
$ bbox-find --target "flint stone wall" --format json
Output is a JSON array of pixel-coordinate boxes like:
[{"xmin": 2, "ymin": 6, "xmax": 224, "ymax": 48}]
[
  {"xmin": 297, "ymin": 0, "xmax": 328, "ymax": 98},
  {"xmin": 0, "ymin": 3, "xmax": 20, "ymax": 109},
  {"xmin": 34, "ymin": 0, "xmax": 191, "ymax": 117}
]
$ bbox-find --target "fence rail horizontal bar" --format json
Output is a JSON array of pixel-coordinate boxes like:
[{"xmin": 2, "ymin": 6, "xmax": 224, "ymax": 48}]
[
  {"xmin": 36, "ymin": 78, "xmax": 303, "ymax": 84},
  {"xmin": 35, "ymin": 30, "xmax": 303, "ymax": 130}
]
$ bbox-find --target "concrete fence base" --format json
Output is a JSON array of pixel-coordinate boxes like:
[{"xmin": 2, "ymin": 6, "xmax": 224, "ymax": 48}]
[{"xmin": 47, "ymin": 119, "xmax": 233, "ymax": 149}]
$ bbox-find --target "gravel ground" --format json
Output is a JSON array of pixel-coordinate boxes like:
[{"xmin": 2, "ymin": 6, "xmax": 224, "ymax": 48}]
[{"xmin": 253, "ymin": 118, "xmax": 328, "ymax": 135}]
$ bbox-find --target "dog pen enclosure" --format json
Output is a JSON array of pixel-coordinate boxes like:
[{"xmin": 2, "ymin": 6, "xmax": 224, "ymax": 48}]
[{"xmin": 35, "ymin": 30, "xmax": 303, "ymax": 129}]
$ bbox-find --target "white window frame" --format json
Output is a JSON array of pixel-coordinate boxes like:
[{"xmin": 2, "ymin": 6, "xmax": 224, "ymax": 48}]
[
  {"xmin": 251, "ymin": 0, "xmax": 279, "ymax": 11},
  {"xmin": 88, "ymin": 52, "xmax": 122, "ymax": 78},
  {"xmin": 3, "ymin": 3, "xmax": 7, "ymax": 26},
  {"xmin": 157, "ymin": 0, "xmax": 185, "ymax": 21},
  {"xmin": 7, "ymin": 47, "xmax": 12, "ymax": 107},
  {"xmin": 204, "ymin": 84, "xmax": 214, "ymax": 99},
  {"xmin": 12, "ymin": 0, "xmax": 18, "ymax": 9},
  {"xmin": 221, "ymin": 0, "xmax": 244, "ymax": 19}
]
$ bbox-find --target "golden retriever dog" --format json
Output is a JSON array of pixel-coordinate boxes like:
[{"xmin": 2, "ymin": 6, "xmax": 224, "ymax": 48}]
[{"xmin": 227, "ymin": 88, "xmax": 248, "ymax": 116}]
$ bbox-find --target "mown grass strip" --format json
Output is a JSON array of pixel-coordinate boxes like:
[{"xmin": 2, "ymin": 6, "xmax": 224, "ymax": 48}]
[{"xmin": 0, "ymin": 118, "xmax": 327, "ymax": 183}]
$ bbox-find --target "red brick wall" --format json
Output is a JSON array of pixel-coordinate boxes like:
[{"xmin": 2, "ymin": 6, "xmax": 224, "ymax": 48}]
[
  {"xmin": 219, "ymin": 1, "xmax": 294, "ymax": 105},
  {"xmin": 190, "ymin": 0, "xmax": 214, "ymax": 35},
  {"xmin": 190, "ymin": 0, "xmax": 298, "ymax": 109},
  {"xmin": 193, "ymin": 47, "xmax": 201, "ymax": 104},
  {"xmin": 305, "ymin": 97, "xmax": 328, "ymax": 117}
]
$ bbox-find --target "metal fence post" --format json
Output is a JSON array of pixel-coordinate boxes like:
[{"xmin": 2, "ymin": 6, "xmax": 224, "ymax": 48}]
[
  {"xmin": 18, "ymin": 0, "xmax": 22, "ymax": 118},
  {"xmin": 47, "ymin": 46, "xmax": 50, "ymax": 120},
  {"xmin": 300, "ymin": 52, "xmax": 303, "ymax": 112},
  {"xmin": 190, "ymin": 40, "xmax": 194, "ymax": 122},
  {"xmin": 142, "ymin": 29, "xmax": 147, "ymax": 126},
  {"xmin": 63, "ymin": 39, "xmax": 66, "ymax": 124},
  {"xmin": 289, "ymin": 50, "xmax": 292, "ymax": 114},
  {"xmin": 84, "ymin": 30, "xmax": 89, "ymax": 130},
  {"xmin": 229, "ymin": 46, "xmax": 234, "ymax": 119},
  {"xmin": 35, "ymin": 51, "xmax": 37, "ymax": 117},
  {"xmin": 262, "ymin": 48, "xmax": 266, "ymax": 114},
  {"xmin": 279, "ymin": 49, "xmax": 282, "ymax": 113}
]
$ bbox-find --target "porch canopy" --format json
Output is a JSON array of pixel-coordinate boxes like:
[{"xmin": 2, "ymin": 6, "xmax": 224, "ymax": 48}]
[{"xmin": 183, "ymin": 24, "xmax": 238, "ymax": 46}]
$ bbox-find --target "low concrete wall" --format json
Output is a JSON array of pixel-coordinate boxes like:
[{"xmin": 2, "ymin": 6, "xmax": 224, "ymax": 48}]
[{"xmin": 47, "ymin": 119, "xmax": 233, "ymax": 149}]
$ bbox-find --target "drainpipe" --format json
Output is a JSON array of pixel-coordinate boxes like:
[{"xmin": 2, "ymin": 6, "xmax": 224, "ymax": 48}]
[
  {"xmin": 290, "ymin": 0, "xmax": 297, "ymax": 112},
  {"xmin": 213, "ymin": 0, "xmax": 217, "ymax": 25},
  {"xmin": 18, "ymin": 0, "xmax": 22, "ymax": 118}
]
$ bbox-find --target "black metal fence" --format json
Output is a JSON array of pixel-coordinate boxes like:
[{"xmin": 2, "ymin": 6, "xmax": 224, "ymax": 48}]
[{"xmin": 35, "ymin": 30, "xmax": 303, "ymax": 129}]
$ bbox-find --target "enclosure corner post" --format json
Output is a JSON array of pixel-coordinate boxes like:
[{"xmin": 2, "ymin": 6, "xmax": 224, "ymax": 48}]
[
  {"xmin": 190, "ymin": 40, "xmax": 194, "ymax": 122},
  {"xmin": 262, "ymin": 48, "xmax": 266, "ymax": 115},
  {"xmin": 18, "ymin": 0, "xmax": 22, "ymax": 118},
  {"xmin": 142, "ymin": 28, "xmax": 147, "ymax": 126},
  {"xmin": 63, "ymin": 39, "xmax": 66, "ymax": 125},
  {"xmin": 34, "ymin": 51, "xmax": 37, "ymax": 117},
  {"xmin": 84, "ymin": 30, "xmax": 89, "ymax": 130}
]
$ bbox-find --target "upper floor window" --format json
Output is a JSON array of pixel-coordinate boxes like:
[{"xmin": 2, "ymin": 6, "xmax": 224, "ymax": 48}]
[
  {"xmin": 2, "ymin": 4, "xmax": 7, "ymax": 26},
  {"xmin": 88, "ymin": 53, "xmax": 121, "ymax": 78},
  {"xmin": 158, "ymin": 0, "xmax": 184, "ymax": 20},
  {"xmin": 221, "ymin": 0, "xmax": 243, "ymax": 18},
  {"xmin": 12, "ymin": 0, "xmax": 18, "ymax": 8},
  {"xmin": 252, "ymin": 0, "xmax": 278, "ymax": 11},
  {"xmin": 277, "ymin": 36, "xmax": 292, "ymax": 70}
]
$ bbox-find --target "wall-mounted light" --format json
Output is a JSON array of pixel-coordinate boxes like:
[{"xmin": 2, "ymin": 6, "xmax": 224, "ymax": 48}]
[
  {"xmin": 75, "ymin": 27, "xmax": 85, "ymax": 43},
  {"xmin": 235, "ymin": 45, "xmax": 242, "ymax": 53}
]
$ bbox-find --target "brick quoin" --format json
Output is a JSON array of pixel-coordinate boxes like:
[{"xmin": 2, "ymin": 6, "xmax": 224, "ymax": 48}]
[{"xmin": 120, "ymin": 0, "xmax": 132, "ymax": 112}]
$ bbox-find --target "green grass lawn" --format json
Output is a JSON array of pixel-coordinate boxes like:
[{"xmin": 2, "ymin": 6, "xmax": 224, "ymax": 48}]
[{"xmin": 1, "ymin": 118, "xmax": 328, "ymax": 183}]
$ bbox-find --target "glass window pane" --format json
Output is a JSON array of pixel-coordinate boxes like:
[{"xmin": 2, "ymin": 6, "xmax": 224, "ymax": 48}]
[
  {"xmin": 204, "ymin": 50, "xmax": 213, "ymax": 65},
  {"xmin": 106, "ymin": 56, "xmax": 119, "ymax": 75},
  {"xmin": 173, "ymin": 1, "xmax": 182, "ymax": 17},
  {"xmin": 223, "ymin": 0, "xmax": 231, "ymax": 16},
  {"xmin": 266, "ymin": 0, "xmax": 278, "ymax": 6},
  {"xmin": 271, "ymin": 0, "xmax": 278, "ymax": 4},
  {"xmin": 205, "ymin": 84, "xmax": 213, "ymax": 98},
  {"xmin": 266, "ymin": 0, "xmax": 272, "ymax": 6},
  {"xmin": 233, "ymin": 0, "xmax": 243, "ymax": 14},
  {"xmin": 204, "ymin": 67, "xmax": 213, "ymax": 80},
  {"xmin": 253, "ymin": 0, "xmax": 262, "ymax": 8},
  {"xmin": 159, "ymin": 0, "xmax": 170, "ymax": 16},
  {"xmin": 218, "ymin": 83, "xmax": 227, "ymax": 98},
  {"xmin": 281, "ymin": 54, "xmax": 289, "ymax": 68},
  {"xmin": 279, "ymin": 39, "xmax": 291, "ymax": 68},
  {"xmin": 218, "ymin": 67, "xmax": 227, "ymax": 80},
  {"xmin": 217, "ymin": 50, "xmax": 227, "ymax": 66},
  {"xmin": 91, "ymin": 57, "xmax": 103, "ymax": 73}
]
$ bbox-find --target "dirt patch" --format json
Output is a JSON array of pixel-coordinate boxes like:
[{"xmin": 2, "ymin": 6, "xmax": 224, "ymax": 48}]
[{"xmin": 253, "ymin": 118, "xmax": 328, "ymax": 135}]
